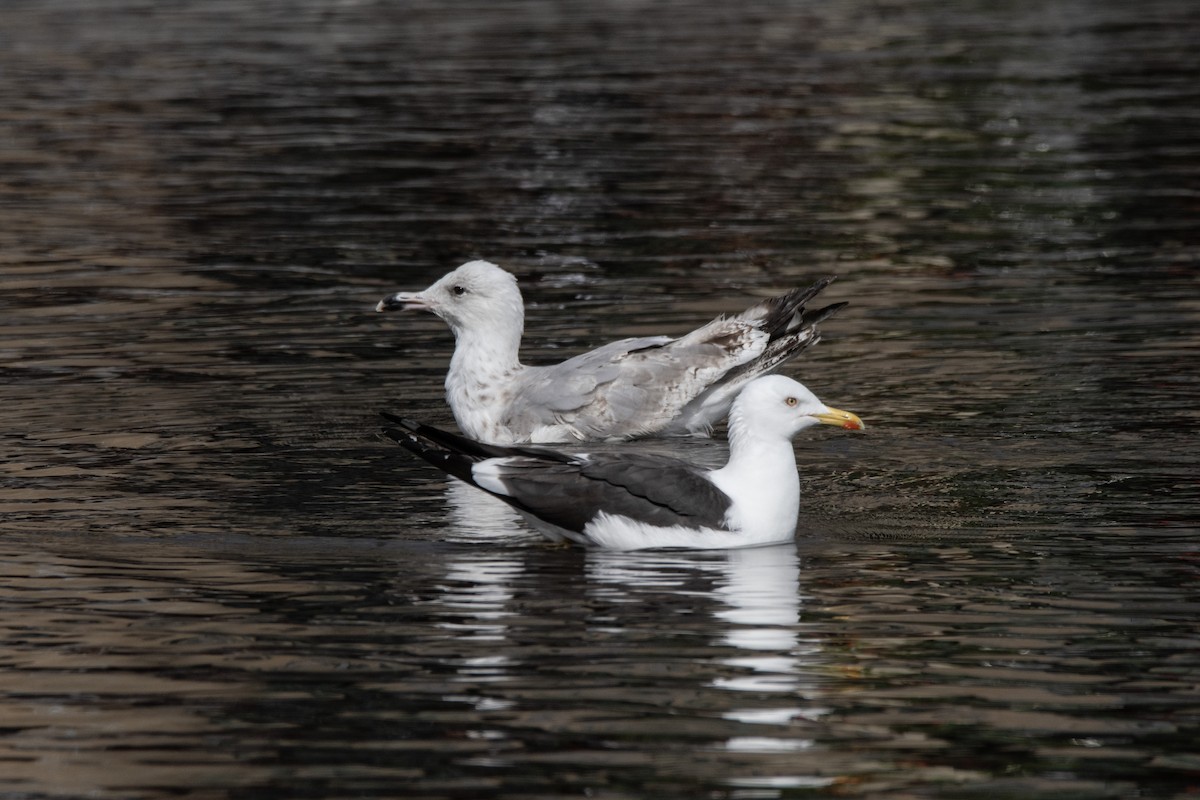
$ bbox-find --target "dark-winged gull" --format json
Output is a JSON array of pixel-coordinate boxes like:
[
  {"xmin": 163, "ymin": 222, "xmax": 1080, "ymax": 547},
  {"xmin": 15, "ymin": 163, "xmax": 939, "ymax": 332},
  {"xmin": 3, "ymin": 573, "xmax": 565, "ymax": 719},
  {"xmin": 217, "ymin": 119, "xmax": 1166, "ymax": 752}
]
[
  {"xmin": 381, "ymin": 375, "xmax": 864, "ymax": 551},
  {"xmin": 376, "ymin": 260, "xmax": 846, "ymax": 444}
]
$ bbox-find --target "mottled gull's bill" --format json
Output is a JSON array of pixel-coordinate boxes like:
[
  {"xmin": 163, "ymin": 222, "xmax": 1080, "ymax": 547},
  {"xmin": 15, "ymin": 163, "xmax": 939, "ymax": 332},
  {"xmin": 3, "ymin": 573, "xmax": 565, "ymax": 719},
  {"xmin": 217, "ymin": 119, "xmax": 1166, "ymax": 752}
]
[
  {"xmin": 375, "ymin": 260, "xmax": 848, "ymax": 445},
  {"xmin": 380, "ymin": 375, "xmax": 864, "ymax": 551}
]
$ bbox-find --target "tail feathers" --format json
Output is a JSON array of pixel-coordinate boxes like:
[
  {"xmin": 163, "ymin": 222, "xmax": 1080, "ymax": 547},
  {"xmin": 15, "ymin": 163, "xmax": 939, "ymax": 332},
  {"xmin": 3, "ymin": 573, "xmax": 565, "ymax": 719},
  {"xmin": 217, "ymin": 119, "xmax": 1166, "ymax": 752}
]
[
  {"xmin": 746, "ymin": 297, "xmax": 843, "ymax": 379},
  {"xmin": 749, "ymin": 326, "xmax": 823, "ymax": 377},
  {"xmin": 677, "ymin": 281, "xmax": 845, "ymax": 432},
  {"xmin": 799, "ymin": 300, "xmax": 848, "ymax": 330},
  {"xmin": 717, "ymin": 326, "xmax": 824, "ymax": 401},
  {"xmin": 751, "ymin": 276, "xmax": 839, "ymax": 343}
]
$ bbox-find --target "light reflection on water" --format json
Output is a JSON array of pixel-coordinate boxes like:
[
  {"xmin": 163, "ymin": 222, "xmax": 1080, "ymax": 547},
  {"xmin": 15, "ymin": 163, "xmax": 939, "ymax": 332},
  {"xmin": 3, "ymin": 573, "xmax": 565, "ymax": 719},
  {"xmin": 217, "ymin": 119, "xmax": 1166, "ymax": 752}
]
[
  {"xmin": 5, "ymin": 532, "xmax": 1195, "ymax": 797},
  {"xmin": 1, "ymin": 0, "xmax": 1198, "ymax": 797}
]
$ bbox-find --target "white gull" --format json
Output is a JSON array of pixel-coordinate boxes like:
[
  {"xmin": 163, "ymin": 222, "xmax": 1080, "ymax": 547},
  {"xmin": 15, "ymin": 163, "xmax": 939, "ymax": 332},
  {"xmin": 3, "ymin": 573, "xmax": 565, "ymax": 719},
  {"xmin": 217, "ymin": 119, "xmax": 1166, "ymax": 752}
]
[
  {"xmin": 380, "ymin": 375, "xmax": 864, "ymax": 551},
  {"xmin": 376, "ymin": 260, "xmax": 846, "ymax": 444}
]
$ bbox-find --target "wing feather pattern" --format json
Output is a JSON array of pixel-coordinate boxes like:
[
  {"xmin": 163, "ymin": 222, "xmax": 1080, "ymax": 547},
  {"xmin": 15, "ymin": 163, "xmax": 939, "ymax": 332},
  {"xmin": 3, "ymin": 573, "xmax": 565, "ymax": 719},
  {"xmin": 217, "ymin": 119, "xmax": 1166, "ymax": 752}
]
[
  {"xmin": 380, "ymin": 414, "xmax": 732, "ymax": 536},
  {"xmin": 497, "ymin": 281, "xmax": 847, "ymax": 441},
  {"xmin": 493, "ymin": 455, "xmax": 732, "ymax": 532}
]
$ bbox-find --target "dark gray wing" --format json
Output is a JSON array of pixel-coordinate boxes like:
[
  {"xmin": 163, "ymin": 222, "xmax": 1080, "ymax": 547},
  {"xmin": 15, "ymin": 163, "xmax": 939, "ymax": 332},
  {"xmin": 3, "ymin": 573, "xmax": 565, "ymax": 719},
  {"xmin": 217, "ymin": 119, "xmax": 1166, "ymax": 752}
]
[
  {"xmin": 484, "ymin": 453, "xmax": 733, "ymax": 534},
  {"xmin": 381, "ymin": 414, "xmax": 733, "ymax": 535}
]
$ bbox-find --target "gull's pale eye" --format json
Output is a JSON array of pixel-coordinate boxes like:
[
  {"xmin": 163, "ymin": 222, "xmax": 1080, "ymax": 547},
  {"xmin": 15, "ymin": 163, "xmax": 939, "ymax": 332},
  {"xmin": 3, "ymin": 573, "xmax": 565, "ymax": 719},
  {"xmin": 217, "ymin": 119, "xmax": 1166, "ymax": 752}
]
[
  {"xmin": 452, "ymin": 285, "xmax": 467, "ymax": 296},
  {"xmin": 785, "ymin": 396, "xmax": 799, "ymax": 407}
]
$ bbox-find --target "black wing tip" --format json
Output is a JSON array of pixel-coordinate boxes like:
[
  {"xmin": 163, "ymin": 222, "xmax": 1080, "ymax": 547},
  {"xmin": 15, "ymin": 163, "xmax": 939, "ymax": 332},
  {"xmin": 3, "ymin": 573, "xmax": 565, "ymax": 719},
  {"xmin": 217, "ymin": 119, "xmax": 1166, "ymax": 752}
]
[
  {"xmin": 379, "ymin": 425, "xmax": 410, "ymax": 442},
  {"xmin": 378, "ymin": 413, "xmax": 449, "ymax": 454},
  {"xmin": 761, "ymin": 276, "xmax": 844, "ymax": 340},
  {"xmin": 380, "ymin": 429, "xmax": 484, "ymax": 490},
  {"xmin": 379, "ymin": 410, "xmax": 421, "ymax": 428},
  {"xmin": 379, "ymin": 424, "xmax": 429, "ymax": 457},
  {"xmin": 796, "ymin": 275, "xmax": 839, "ymax": 301},
  {"xmin": 791, "ymin": 275, "xmax": 837, "ymax": 298},
  {"xmin": 803, "ymin": 300, "xmax": 848, "ymax": 326}
]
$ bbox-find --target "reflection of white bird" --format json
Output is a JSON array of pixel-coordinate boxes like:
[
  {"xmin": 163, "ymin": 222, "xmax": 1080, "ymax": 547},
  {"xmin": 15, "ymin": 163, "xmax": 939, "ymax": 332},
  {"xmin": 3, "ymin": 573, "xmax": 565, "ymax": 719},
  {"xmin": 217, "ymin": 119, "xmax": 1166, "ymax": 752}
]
[
  {"xmin": 441, "ymin": 480, "xmax": 533, "ymax": 542},
  {"xmin": 381, "ymin": 376, "xmax": 863, "ymax": 551},
  {"xmin": 714, "ymin": 545, "xmax": 810, "ymax": 698},
  {"xmin": 376, "ymin": 260, "xmax": 845, "ymax": 444}
]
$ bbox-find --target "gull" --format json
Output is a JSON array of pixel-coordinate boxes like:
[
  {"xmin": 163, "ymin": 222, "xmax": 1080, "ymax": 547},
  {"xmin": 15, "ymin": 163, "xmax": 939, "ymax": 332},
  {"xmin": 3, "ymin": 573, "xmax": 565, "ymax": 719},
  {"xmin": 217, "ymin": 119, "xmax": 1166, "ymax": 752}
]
[
  {"xmin": 380, "ymin": 375, "xmax": 864, "ymax": 551},
  {"xmin": 376, "ymin": 260, "xmax": 845, "ymax": 444}
]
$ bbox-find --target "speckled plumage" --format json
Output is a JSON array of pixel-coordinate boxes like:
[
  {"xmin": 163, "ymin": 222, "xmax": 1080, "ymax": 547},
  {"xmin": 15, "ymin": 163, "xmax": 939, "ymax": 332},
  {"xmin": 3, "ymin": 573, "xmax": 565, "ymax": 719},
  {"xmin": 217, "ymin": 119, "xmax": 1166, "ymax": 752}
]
[{"xmin": 377, "ymin": 260, "xmax": 846, "ymax": 444}]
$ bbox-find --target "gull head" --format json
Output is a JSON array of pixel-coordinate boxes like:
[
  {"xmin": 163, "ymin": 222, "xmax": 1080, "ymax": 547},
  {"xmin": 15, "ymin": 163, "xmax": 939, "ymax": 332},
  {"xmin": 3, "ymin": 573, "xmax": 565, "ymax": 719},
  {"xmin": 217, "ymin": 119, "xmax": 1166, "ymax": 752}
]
[
  {"xmin": 375, "ymin": 260, "xmax": 525, "ymax": 334},
  {"xmin": 731, "ymin": 375, "xmax": 864, "ymax": 442}
]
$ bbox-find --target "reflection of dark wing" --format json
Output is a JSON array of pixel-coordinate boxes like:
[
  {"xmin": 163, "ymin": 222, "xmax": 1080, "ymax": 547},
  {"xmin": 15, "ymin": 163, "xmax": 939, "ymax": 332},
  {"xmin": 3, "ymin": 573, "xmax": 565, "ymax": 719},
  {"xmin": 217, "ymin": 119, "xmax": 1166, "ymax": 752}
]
[{"xmin": 381, "ymin": 414, "xmax": 732, "ymax": 535}]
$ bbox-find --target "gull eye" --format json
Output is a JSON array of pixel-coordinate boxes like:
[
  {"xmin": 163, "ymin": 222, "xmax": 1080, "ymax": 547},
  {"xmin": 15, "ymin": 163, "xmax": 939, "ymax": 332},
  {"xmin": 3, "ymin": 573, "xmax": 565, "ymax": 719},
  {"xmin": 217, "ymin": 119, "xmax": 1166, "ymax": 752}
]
[
  {"xmin": 451, "ymin": 285, "xmax": 468, "ymax": 296},
  {"xmin": 784, "ymin": 396, "xmax": 799, "ymax": 407}
]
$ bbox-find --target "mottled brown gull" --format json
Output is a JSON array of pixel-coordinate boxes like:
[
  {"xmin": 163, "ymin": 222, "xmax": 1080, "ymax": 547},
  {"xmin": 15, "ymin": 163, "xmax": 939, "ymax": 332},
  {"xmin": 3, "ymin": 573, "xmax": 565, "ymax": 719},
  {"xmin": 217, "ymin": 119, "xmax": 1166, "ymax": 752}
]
[
  {"xmin": 380, "ymin": 375, "xmax": 864, "ymax": 551},
  {"xmin": 376, "ymin": 260, "xmax": 846, "ymax": 444}
]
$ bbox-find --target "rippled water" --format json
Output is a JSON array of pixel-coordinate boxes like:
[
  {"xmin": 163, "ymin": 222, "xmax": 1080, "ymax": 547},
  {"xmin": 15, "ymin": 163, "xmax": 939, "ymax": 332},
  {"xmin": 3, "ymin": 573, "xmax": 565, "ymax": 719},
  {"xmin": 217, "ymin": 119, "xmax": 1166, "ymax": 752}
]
[{"xmin": 2, "ymin": 0, "xmax": 1198, "ymax": 797}]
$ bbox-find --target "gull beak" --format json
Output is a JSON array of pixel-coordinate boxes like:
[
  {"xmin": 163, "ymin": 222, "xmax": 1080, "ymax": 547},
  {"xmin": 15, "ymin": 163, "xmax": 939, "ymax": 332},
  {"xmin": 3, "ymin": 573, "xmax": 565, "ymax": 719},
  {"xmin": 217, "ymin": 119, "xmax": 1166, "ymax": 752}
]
[
  {"xmin": 376, "ymin": 291, "xmax": 430, "ymax": 313},
  {"xmin": 813, "ymin": 406, "xmax": 865, "ymax": 431}
]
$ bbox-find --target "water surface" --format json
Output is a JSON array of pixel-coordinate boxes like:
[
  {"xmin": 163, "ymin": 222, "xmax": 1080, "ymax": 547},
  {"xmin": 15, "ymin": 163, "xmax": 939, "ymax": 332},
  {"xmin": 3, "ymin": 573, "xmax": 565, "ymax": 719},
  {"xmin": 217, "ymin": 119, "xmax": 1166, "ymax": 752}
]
[{"xmin": 1, "ymin": 0, "xmax": 1197, "ymax": 797}]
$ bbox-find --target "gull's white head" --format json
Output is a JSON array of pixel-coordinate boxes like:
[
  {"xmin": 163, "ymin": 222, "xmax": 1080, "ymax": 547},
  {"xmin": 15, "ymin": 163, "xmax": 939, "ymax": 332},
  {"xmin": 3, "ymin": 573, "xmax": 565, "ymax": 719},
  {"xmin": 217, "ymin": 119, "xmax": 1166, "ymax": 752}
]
[
  {"xmin": 376, "ymin": 260, "xmax": 524, "ymax": 335},
  {"xmin": 730, "ymin": 375, "xmax": 864, "ymax": 442}
]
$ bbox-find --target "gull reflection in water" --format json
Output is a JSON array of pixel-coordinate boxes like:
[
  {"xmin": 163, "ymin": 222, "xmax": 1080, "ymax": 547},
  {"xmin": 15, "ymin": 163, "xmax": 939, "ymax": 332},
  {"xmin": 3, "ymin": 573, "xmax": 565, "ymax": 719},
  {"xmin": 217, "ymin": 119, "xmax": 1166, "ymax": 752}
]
[
  {"xmin": 432, "ymin": 551, "xmax": 523, "ymax": 714},
  {"xmin": 442, "ymin": 478, "xmax": 543, "ymax": 543},
  {"xmin": 714, "ymin": 544, "xmax": 813, "ymax": 692},
  {"xmin": 587, "ymin": 542, "xmax": 827, "ymax": 762},
  {"xmin": 436, "ymin": 478, "xmax": 550, "ymax": 711},
  {"xmin": 712, "ymin": 544, "xmax": 828, "ymax": 763},
  {"xmin": 433, "ymin": 480, "xmax": 526, "ymax": 696}
]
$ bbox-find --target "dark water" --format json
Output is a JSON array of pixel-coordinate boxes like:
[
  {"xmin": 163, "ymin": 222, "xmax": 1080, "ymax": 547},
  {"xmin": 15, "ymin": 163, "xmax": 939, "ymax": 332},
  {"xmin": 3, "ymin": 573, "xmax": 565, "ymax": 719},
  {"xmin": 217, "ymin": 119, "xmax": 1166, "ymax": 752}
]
[{"xmin": 2, "ymin": 0, "xmax": 1198, "ymax": 797}]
